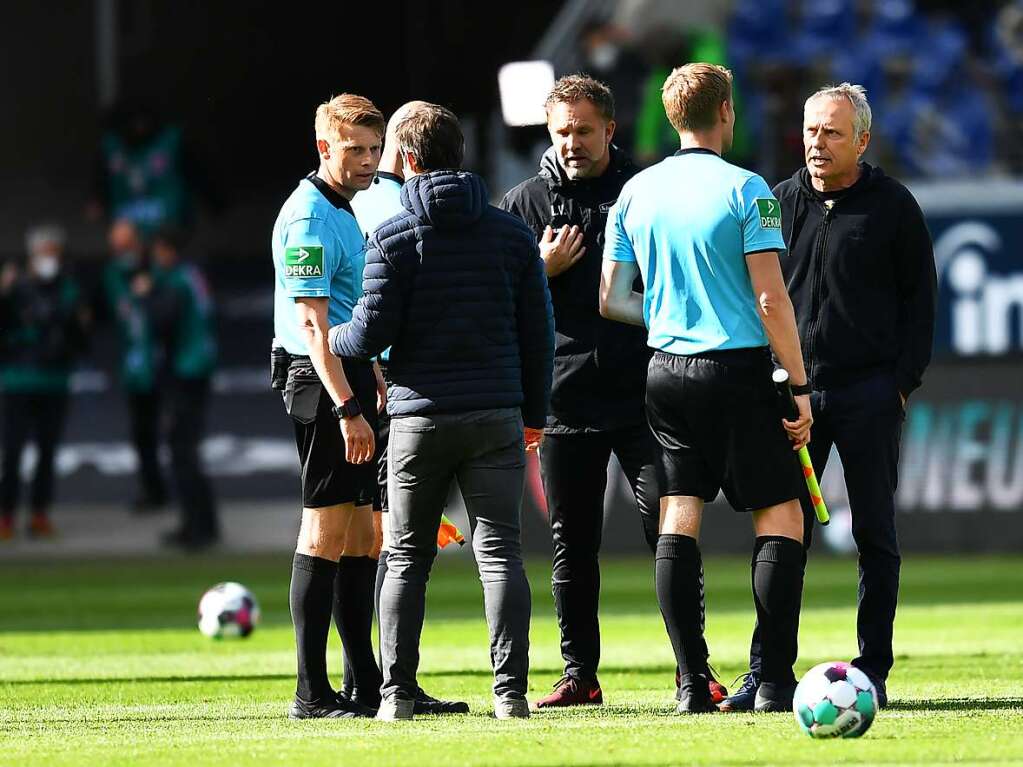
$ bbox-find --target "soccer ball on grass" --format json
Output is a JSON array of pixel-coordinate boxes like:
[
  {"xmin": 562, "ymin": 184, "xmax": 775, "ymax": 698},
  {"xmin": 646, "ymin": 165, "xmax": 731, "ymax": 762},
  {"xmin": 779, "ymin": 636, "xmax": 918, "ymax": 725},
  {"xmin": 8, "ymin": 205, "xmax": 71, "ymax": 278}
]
[
  {"xmin": 197, "ymin": 582, "xmax": 260, "ymax": 639},
  {"xmin": 793, "ymin": 661, "xmax": 878, "ymax": 738}
]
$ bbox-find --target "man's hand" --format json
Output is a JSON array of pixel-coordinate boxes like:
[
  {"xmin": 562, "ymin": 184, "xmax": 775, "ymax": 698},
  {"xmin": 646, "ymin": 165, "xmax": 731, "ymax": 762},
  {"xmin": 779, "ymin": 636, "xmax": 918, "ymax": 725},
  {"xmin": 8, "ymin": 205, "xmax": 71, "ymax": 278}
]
[
  {"xmin": 524, "ymin": 427, "xmax": 544, "ymax": 452},
  {"xmin": 782, "ymin": 393, "xmax": 813, "ymax": 450},
  {"xmin": 339, "ymin": 414, "xmax": 375, "ymax": 464},
  {"xmin": 539, "ymin": 225, "xmax": 586, "ymax": 277}
]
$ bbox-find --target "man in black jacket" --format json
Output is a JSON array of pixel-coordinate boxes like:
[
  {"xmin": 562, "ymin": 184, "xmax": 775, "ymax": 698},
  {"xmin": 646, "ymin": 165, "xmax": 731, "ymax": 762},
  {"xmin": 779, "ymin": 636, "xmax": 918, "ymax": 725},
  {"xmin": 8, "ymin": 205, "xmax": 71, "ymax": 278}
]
[
  {"xmin": 722, "ymin": 83, "xmax": 936, "ymax": 713},
  {"xmin": 329, "ymin": 103, "xmax": 554, "ymax": 721},
  {"xmin": 501, "ymin": 75, "xmax": 723, "ymax": 708}
]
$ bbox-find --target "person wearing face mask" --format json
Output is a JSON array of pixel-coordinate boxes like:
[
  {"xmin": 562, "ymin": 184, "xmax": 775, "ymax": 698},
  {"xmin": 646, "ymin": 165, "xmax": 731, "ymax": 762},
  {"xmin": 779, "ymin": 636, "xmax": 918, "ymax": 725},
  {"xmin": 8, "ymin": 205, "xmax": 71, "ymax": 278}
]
[
  {"xmin": 0, "ymin": 225, "xmax": 89, "ymax": 540},
  {"xmin": 102, "ymin": 219, "xmax": 167, "ymax": 514}
]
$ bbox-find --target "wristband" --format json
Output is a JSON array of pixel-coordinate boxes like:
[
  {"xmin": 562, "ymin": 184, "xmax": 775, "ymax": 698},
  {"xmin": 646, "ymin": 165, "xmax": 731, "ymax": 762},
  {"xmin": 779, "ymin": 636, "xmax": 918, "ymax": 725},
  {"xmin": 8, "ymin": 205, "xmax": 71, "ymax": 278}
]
[
  {"xmin": 332, "ymin": 397, "xmax": 362, "ymax": 420},
  {"xmin": 791, "ymin": 382, "xmax": 812, "ymax": 396}
]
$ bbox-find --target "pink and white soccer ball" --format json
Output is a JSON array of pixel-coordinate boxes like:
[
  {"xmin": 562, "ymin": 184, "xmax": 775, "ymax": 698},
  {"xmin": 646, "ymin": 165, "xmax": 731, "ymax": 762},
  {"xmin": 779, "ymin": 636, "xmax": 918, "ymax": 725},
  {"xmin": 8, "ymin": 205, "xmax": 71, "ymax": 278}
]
[
  {"xmin": 793, "ymin": 661, "xmax": 879, "ymax": 738},
  {"xmin": 197, "ymin": 582, "xmax": 260, "ymax": 639}
]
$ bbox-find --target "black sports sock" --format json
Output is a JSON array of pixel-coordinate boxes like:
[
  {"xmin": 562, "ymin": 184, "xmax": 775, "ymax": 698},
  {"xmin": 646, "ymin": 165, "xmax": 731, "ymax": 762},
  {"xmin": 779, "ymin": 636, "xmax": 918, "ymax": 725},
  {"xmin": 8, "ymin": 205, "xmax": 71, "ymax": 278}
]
[
  {"xmin": 290, "ymin": 552, "xmax": 338, "ymax": 703},
  {"xmin": 751, "ymin": 536, "xmax": 806, "ymax": 686},
  {"xmin": 655, "ymin": 534, "xmax": 709, "ymax": 680},
  {"xmin": 334, "ymin": 555, "xmax": 382, "ymax": 704}
]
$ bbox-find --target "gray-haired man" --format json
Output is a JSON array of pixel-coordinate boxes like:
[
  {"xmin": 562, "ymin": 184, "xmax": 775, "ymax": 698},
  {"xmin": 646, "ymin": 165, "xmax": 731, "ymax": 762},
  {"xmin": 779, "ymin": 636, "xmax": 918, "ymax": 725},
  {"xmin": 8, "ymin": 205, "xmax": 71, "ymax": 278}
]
[{"xmin": 721, "ymin": 83, "xmax": 936, "ymax": 712}]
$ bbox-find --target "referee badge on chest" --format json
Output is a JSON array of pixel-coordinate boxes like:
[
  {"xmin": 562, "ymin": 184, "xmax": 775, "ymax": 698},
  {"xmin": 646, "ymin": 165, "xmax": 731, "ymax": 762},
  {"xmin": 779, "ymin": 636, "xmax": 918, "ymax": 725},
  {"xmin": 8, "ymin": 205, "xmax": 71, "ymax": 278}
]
[{"xmin": 285, "ymin": 246, "xmax": 324, "ymax": 278}]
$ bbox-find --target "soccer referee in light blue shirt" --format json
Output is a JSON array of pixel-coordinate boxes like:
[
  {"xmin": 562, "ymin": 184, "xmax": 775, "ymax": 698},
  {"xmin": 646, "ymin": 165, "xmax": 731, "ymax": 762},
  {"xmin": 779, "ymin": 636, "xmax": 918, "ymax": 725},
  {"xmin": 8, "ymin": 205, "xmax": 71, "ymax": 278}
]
[
  {"xmin": 599, "ymin": 63, "xmax": 813, "ymax": 714},
  {"xmin": 271, "ymin": 93, "xmax": 385, "ymax": 720}
]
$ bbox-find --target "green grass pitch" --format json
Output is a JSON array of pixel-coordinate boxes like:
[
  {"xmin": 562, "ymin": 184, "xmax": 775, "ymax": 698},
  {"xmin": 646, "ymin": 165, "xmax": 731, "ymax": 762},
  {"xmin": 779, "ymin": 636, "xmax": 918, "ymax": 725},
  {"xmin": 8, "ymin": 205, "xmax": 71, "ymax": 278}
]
[{"xmin": 1, "ymin": 553, "xmax": 1021, "ymax": 766}]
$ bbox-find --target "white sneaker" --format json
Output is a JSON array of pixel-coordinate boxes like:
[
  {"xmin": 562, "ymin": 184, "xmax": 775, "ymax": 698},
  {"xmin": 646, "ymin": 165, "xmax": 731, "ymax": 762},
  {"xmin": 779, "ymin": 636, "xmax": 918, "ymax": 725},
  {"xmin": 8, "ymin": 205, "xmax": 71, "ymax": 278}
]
[
  {"xmin": 376, "ymin": 696, "xmax": 414, "ymax": 721},
  {"xmin": 494, "ymin": 695, "xmax": 530, "ymax": 719}
]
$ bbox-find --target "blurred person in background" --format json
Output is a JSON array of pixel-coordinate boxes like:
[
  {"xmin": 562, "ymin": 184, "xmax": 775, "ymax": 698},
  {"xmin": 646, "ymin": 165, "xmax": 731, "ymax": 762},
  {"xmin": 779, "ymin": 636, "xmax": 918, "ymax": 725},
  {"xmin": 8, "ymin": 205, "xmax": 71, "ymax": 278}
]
[
  {"xmin": 103, "ymin": 219, "xmax": 167, "ymax": 513},
  {"xmin": 0, "ymin": 225, "xmax": 89, "ymax": 540},
  {"xmin": 145, "ymin": 228, "xmax": 218, "ymax": 550},
  {"xmin": 501, "ymin": 75, "xmax": 727, "ymax": 709},
  {"xmin": 89, "ymin": 102, "xmax": 221, "ymax": 236},
  {"xmin": 575, "ymin": 20, "xmax": 647, "ymax": 154},
  {"xmin": 347, "ymin": 100, "xmax": 468, "ymax": 716}
]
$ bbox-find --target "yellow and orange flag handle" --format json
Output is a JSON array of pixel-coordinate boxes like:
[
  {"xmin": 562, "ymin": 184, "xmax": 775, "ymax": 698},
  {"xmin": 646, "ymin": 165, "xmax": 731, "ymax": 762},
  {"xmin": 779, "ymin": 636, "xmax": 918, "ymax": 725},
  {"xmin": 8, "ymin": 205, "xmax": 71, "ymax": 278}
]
[
  {"xmin": 773, "ymin": 368, "xmax": 829, "ymax": 526},
  {"xmin": 797, "ymin": 446, "xmax": 829, "ymax": 525},
  {"xmin": 437, "ymin": 513, "xmax": 465, "ymax": 548}
]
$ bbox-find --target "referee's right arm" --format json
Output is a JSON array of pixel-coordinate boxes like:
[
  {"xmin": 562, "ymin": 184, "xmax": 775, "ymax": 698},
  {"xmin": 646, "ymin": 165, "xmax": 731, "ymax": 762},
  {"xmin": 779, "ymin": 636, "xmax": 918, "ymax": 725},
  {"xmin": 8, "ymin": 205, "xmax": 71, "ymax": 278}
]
[{"xmin": 746, "ymin": 251, "xmax": 811, "ymax": 448}]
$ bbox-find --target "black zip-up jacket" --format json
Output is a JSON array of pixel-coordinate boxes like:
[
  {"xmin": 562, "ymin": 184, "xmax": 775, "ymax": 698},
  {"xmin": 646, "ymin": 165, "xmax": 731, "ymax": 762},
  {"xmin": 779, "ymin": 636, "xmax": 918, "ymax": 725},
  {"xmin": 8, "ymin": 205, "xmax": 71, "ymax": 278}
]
[
  {"xmin": 774, "ymin": 164, "xmax": 936, "ymax": 396},
  {"xmin": 500, "ymin": 145, "xmax": 650, "ymax": 432}
]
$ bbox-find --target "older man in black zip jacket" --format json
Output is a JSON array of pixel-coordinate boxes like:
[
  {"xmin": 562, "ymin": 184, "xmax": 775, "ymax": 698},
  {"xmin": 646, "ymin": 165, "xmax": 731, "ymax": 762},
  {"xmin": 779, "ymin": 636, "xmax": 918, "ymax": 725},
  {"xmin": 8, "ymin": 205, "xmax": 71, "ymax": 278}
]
[
  {"xmin": 501, "ymin": 74, "xmax": 726, "ymax": 709},
  {"xmin": 721, "ymin": 83, "xmax": 936, "ymax": 713}
]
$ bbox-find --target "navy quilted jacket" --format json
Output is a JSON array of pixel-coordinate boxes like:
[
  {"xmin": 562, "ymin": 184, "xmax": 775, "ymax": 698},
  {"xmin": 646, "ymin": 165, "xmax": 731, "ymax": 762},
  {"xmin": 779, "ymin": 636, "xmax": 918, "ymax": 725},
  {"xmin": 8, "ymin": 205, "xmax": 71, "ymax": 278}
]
[{"xmin": 329, "ymin": 170, "xmax": 555, "ymax": 428}]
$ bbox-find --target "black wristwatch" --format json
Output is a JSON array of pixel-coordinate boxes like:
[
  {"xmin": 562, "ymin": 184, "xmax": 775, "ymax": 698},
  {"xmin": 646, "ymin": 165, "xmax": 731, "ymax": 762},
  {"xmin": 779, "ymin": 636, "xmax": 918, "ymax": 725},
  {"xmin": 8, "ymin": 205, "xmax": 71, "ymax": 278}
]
[
  {"xmin": 791, "ymin": 381, "xmax": 812, "ymax": 396},
  {"xmin": 332, "ymin": 398, "xmax": 362, "ymax": 420}
]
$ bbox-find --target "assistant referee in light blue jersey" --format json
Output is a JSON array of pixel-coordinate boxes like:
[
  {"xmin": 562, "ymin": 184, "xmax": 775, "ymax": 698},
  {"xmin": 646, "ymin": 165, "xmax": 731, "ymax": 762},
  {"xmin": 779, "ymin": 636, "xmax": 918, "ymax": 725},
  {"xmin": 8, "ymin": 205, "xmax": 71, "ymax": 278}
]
[
  {"xmin": 599, "ymin": 63, "xmax": 813, "ymax": 714},
  {"xmin": 271, "ymin": 93, "xmax": 385, "ymax": 720}
]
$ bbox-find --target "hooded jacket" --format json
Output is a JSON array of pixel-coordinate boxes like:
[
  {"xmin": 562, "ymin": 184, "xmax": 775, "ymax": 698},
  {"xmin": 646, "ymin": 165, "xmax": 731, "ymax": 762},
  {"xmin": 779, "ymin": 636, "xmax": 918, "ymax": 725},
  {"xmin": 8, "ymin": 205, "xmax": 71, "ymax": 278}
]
[
  {"xmin": 329, "ymin": 170, "xmax": 554, "ymax": 428},
  {"xmin": 773, "ymin": 164, "xmax": 936, "ymax": 396},
  {"xmin": 500, "ymin": 145, "xmax": 649, "ymax": 433}
]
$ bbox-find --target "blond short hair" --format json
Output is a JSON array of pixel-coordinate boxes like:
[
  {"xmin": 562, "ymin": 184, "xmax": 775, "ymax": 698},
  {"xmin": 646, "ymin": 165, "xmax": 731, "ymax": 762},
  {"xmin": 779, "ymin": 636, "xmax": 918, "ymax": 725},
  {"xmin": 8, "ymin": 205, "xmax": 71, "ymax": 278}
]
[
  {"xmin": 314, "ymin": 93, "xmax": 385, "ymax": 143},
  {"xmin": 661, "ymin": 63, "xmax": 733, "ymax": 134}
]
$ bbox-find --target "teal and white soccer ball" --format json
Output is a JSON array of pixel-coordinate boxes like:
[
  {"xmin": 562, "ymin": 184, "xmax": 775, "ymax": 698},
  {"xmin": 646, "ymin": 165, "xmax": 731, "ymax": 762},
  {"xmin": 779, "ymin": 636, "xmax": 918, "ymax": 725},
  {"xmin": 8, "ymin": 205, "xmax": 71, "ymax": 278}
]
[
  {"xmin": 197, "ymin": 582, "xmax": 260, "ymax": 639},
  {"xmin": 793, "ymin": 661, "xmax": 878, "ymax": 738}
]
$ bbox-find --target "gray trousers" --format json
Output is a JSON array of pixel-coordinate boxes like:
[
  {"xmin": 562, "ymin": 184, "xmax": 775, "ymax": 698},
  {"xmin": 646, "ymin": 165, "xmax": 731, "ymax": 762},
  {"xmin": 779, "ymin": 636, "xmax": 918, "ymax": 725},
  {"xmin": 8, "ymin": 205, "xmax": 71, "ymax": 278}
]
[{"xmin": 379, "ymin": 408, "xmax": 531, "ymax": 701}]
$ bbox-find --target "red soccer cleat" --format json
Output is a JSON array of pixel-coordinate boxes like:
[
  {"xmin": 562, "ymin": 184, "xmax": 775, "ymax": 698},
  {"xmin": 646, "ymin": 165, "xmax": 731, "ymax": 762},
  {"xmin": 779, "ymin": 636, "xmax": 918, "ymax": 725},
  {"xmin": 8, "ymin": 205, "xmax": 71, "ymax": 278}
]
[
  {"xmin": 676, "ymin": 666, "xmax": 728, "ymax": 705},
  {"xmin": 533, "ymin": 675, "xmax": 603, "ymax": 709}
]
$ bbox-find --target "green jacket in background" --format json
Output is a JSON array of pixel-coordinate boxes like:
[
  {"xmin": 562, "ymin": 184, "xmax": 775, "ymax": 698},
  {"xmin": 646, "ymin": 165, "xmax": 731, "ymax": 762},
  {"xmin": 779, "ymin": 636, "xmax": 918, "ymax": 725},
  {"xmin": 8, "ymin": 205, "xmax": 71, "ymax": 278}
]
[
  {"xmin": 102, "ymin": 261, "xmax": 157, "ymax": 393},
  {"xmin": 634, "ymin": 29, "xmax": 750, "ymax": 164},
  {"xmin": 151, "ymin": 262, "xmax": 217, "ymax": 381},
  {"xmin": 101, "ymin": 126, "xmax": 190, "ymax": 236}
]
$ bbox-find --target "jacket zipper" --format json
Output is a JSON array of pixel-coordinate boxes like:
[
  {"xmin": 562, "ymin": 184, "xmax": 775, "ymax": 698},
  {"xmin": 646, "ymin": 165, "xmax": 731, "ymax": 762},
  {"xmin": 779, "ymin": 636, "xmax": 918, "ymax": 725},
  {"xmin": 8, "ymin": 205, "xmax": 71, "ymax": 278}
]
[{"xmin": 804, "ymin": 204, "xmax": 831, "ymax": 384}]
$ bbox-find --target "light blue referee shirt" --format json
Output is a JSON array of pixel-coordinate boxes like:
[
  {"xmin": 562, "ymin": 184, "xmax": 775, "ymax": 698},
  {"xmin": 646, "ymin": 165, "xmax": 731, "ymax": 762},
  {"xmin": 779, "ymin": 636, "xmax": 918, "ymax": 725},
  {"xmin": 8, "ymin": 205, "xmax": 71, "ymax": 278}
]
[
  {"xmin": 603, "ymin": 148, "xmax": 786, "ymax": 355},
  {"xmin": 271, "ymin": 173, "xmax": 367, "ymax": 355},
  {"xmin": 350, "ymin": 171, "xmax": 404, "ymax": 239}
]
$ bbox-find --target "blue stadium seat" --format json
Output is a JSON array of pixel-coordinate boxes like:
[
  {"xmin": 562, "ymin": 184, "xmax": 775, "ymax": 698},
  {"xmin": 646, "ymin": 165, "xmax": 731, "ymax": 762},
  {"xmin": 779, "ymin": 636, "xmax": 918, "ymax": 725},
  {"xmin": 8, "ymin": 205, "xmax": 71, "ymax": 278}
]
[
  {"xmin": 861, "ymin": 0, "xmax": 924, "ymax": 58},
  {"xmin": 792, "ymin": 0, "xmax": 858, "ymax": 63}
]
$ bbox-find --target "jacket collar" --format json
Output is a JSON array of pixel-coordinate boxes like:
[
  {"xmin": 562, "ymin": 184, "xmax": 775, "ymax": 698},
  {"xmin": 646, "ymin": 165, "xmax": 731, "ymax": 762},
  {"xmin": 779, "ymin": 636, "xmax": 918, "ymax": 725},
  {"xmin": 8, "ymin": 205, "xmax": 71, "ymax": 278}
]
[
  {"xmin": 794, "ymin": 162, "xmax": 880, "ymax": 203},
  {"xmin": 538, "ymin": 144, "xmax": 635, "ymax": 190}
]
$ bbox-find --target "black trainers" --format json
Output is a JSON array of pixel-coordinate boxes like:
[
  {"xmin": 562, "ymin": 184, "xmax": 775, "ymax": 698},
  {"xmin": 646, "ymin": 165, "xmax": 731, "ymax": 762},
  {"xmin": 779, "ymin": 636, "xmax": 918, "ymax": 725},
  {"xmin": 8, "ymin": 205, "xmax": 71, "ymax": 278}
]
[
  {"xmin": 753, "ymin": 680, "xmax": 796, "ymax": 713},
  {"xmin": 335, "ymin": 689, "xmax": 378, "ymax": 718},
  {"xmin": 676, "ymin": 673, "xmax": 718, "ymax": 714},
  {"xmin": 415, "ymin": 686, "xmax": 470, "ymax": 715},
  {"xmin": 851, "ymin": 663, "xmax": 888, "ymax": 709},
  {"xmin": 288, "ymin": 696, "xmax": 360, "ymax": 719},
  {"xmin": 719, "ymin": 671, "xmax": 760, "ymax": 712}
]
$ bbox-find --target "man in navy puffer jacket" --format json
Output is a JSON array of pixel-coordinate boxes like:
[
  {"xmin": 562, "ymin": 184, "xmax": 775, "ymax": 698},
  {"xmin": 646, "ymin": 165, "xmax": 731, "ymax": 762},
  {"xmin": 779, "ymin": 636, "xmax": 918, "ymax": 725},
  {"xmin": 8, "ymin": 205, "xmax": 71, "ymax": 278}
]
[{"xmin": 329, "ymin": 103, "xmax": 554, "ymax": 721}]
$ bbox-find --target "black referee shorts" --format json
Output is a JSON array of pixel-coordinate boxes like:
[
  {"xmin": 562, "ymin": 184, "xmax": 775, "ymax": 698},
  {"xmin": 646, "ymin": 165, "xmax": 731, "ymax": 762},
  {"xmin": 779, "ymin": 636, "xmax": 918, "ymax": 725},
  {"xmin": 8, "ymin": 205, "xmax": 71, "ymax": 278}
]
[
  {"xmin": 645, "ymin": 347, "xmax": 802, "ymax": 512},
  {"xmin": 283, "ymin": 356, "xmax": 378, "ymax": 509}
]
